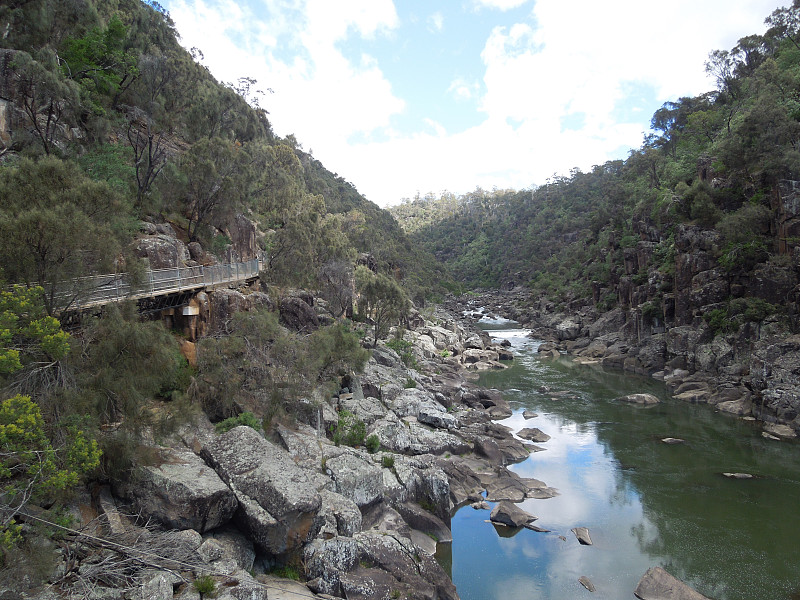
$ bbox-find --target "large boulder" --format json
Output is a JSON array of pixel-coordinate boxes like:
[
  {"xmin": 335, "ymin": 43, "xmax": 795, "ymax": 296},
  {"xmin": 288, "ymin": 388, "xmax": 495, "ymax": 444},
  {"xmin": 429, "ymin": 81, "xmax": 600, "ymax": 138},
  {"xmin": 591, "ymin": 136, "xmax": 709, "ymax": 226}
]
[
  {"xmin": 134, "ymin": 234, "xmax": 190, "ymax": 269},
  {"xmin": 634, "ymin": 566, "xmax": 711, "ymax": 600},
  {"xmin": 200, "ymin": 426, "xmax": 326, "ymax": 554},
  {"xmin": 279, "ymin": 294, "xmax": 319, "ymax": 332},
  {"xmin": 325, "ymin": 452, "xmax": 384, "ymax": 508},
  {"xmin": 113, "ymin": 447, "xmax": 237, "ymax": 533},
  {"xmin": 489, "ymin": 501, "xmax": 537, "ymax": 528}
]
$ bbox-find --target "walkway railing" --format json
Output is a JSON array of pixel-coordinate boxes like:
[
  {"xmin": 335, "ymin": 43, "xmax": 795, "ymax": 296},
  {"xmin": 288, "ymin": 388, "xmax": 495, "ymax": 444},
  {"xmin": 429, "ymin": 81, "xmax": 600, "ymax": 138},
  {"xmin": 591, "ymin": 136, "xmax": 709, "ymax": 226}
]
[{"xmin": 60, "ymin": 258, "xmax": 262, "ymax": 311}]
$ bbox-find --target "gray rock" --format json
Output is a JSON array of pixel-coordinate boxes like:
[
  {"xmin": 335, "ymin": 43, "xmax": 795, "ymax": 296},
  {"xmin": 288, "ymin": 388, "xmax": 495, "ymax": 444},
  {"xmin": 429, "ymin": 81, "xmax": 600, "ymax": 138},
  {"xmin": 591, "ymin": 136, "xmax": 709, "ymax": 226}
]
[
  {"xmin": 722, "ymin": 472, "xmax": 754, "ymax": 479},
  {"xmin": 616, "ymin": 393, "xmax": 661, "ymax": 405},
  {"xmin": 200, "ymin": 426, "xmax": 325, "ymax": 554},
  {"xmin": 517, "ymin": 427, "xmax": 551, "ymax": 443},
  {"xmin": 489, "ymin": 501, "xmax": 537, "ymax": 528},
  {"xmin": 325, "ymin": 452, "xmax": 384, "ymax": 508},
  {"xmin": 634, "ymin": 566, "xmax": 710, "ymax": 600},
  {"xmin": 114, "ymin": 447, "xmax": 237, "ymax": 533},
  {"xmin": 200, "ymin": 528, "xmax": 255, "ymax": 572},
  {"xmin": 571, "ymin": 527, "xmax": 593, "ymax": 545},
  {"xmin": 134, "ymin": 234, "xmax": 189, "ymax": 269},
  {"xmin": 579, "ymin": 576, "xmax": 596, "ymax": 592},
  {"xmin": 303, "ymin": 536, "xmax": 360, "ymax": 596},
  {"xmin": 522, "ymin": 410, "xmax": 538, "ymax": 419},
  {"xmin": 661, "ymin": 438, "xmax": 685, "ymax": 444}
]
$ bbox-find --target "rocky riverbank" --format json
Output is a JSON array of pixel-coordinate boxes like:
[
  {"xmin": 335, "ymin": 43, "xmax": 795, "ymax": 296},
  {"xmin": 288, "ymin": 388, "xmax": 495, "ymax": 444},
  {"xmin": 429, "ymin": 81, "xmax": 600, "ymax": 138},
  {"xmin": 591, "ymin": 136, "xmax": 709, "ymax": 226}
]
[
  {"xmin": 446, "ymin": 289, "xmax": 800, "ymax": 441},
  {"xmin": 13, "ymin": 303, "xmax": 553, "ymax": 600}
]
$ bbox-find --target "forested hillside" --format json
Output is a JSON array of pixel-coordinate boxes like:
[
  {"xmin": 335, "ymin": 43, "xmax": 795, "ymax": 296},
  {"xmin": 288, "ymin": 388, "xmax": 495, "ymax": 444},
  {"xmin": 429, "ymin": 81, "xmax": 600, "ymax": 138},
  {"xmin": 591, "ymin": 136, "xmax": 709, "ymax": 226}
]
[{"xmin": 392, "ymin": 3, "xmax": 800, "ymax": 322}]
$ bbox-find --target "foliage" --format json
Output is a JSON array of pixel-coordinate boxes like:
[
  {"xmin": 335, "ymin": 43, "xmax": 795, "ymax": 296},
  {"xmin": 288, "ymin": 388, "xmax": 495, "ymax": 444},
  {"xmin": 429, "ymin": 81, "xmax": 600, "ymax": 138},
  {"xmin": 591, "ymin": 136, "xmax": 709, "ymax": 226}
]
[
  {"xmin": 0, "ymin": 394, "xmax": 101, "ymax": 545},
  {"xmin": 214, "ymin": 411, "xmax": 261, "ymax": 434},
  {"xmin": 193, "ymin": 574, "xmax": 217, "ymax": 596},
  {"xmin": 0, "ymin": 285, "xmax": 70, "ymax": 381},
  {"xmin": 0, "ymin": 156, "xmax": 134, "ymax": 314},
  {"xmin": 330, "ymin": 410, "xmax": 366, "ymax": 448},
  {"xmin": 365, "ymin": 433, "xmax": 380, "ymax": 454},
  {"xmin": 193, "ymin": 310, "xmax": 369, "ymax": 426},
  {"xmin": 356, "ymin": 266, "xmax": 410, "ymax": 348},
  {"xmin": 381, "ymin": 454, "xmax": 395, "ymax": 469}
]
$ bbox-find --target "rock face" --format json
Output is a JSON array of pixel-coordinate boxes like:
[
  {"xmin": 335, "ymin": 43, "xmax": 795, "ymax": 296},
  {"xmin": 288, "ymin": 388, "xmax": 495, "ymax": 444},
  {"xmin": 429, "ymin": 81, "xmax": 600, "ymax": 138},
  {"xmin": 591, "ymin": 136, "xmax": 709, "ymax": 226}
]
[
  {"xmin": 200, "ymin": 426, "xmax": 325, "ymax": 554},
  {"xmin": 113, "ymin": 447, "xmax": 237, "ymax": 533},
  {"xmin": 634, "ymin": 567, "xmax": 711, "ymax": 600}
]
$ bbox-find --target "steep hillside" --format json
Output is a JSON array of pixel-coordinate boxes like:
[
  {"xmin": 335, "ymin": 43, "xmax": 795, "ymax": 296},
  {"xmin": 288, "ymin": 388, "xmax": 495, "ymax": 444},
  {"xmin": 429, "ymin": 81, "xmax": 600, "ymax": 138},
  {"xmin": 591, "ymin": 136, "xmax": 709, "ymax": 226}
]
[{"xmin": 0, "ymin": 0, "xmax": 447, "ymax": 299}]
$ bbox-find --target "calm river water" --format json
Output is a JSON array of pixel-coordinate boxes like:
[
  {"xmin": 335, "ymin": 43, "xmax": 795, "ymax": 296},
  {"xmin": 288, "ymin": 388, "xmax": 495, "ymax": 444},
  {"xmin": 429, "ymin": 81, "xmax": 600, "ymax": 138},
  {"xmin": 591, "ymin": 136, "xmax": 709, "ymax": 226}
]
[{"xmin": 440, "ymin": 318, "xmax": 800, "ymax": 600}]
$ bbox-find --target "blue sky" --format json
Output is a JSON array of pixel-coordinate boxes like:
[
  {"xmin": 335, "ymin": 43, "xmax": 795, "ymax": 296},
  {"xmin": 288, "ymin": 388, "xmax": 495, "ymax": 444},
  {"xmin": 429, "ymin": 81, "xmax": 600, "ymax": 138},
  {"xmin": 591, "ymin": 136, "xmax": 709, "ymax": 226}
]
[{"xmin": 162, "ymin": 0, "xmax": 782, "ymax": 206}]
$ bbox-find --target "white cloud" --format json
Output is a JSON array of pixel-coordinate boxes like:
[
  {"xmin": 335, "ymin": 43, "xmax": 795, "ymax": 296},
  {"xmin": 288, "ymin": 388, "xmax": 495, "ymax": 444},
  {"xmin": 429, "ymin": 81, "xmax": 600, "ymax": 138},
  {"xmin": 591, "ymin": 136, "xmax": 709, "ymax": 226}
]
[
  {"xmin": 447, "ymin": 77, "xmax": 480, "ymax": 101},
  {"xmin": 472, "ymin": 0, "xmax": 531, "ymax": 11},
  {"xmin": 428, "ymin": 11, "xmax": 444, "ymax": 32},
  {"xmin": 166, "ymin": 0, "xmax": 781, "ymax": 206},
  {"xmin": 167, "ymin": 0, "xmax": 403, "ymax": 161}
]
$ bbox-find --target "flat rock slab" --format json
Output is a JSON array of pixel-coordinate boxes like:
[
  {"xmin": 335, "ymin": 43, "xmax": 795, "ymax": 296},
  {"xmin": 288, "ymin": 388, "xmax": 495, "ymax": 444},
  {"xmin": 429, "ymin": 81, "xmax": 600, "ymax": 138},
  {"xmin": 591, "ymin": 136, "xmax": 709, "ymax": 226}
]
[
  {"xmin": 571, "ymin": 527, "xmax": 593, "ymax": 545},
  {"xmin": 517, "ymin": 427, "xmax": 551, "ymax": 443},
  {"xmin": 489, "ymin": 501, "xmax": 537, "ymax": 528},
  {"xmin": 616, "ymin": 393, "xmax": 660, "ymax": 405},
  {"xmin": 634, "ymin": 566, "xmax": 711, "ymax": 600}
]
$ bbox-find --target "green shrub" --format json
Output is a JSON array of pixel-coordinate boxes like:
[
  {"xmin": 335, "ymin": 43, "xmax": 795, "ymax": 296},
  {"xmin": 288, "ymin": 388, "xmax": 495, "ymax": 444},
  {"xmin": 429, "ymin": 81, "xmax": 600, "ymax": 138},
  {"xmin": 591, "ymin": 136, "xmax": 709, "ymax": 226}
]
[
  {"xmin": 365, "ymin": 434, "xmax": 380, "ymax": 453},
  {"xmin": 270, "ymin": 565, "xmax": 301, "ymax": 580},
  {"xmin": 215, "ymin": 411, "xmax": 261, "ymax": 433},
  {"xmin": 704, "ymin": 308, "xmax": 734, "ymax": 336},
  {"xmin": 193, "ymin": 575, "xmax": 217, "ymax": 596},
  {"xmin": 404, "ymin": 378, "xmax": 417, "ymax": 389},
  {"xmin": 381, "ymin": 454, "xmax": 395, "ymax": 469},
  {"xmin": 729, "ymin": 297, "xmax": 776, "ymax": 322},
  {"xmin": 330, "ymin": 410, "xmax": 366, "ymax": 447}
]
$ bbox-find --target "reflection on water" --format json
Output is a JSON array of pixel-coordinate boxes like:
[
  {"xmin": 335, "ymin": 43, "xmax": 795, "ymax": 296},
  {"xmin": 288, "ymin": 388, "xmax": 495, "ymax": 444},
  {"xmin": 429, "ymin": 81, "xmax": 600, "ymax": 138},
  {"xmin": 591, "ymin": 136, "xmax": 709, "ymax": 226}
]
[{"xmin": 448, "ymin": 324, "xmax": 800, "ymax": 600}]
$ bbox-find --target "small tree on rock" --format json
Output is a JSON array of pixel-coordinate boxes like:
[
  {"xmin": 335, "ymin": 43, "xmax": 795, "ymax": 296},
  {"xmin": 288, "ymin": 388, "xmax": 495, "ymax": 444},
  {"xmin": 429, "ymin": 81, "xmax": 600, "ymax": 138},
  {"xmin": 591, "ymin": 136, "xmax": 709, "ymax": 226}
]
[{"xmin": 355, "ymin": 266, "xmax": 410, "ymax": 348}]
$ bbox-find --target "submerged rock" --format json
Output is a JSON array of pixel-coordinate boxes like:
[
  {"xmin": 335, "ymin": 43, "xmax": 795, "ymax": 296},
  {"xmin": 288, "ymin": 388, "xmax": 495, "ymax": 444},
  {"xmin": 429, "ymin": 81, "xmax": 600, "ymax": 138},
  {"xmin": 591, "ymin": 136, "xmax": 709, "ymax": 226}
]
[
  {"xmin": 722, "ymin": 472, "xmax": 754, "ymax": 479},
  {"xmin": 661, "ymin": 437, "xmax": 685, "ymax": 444},
  {"xmin": 579, "ymin": 576, "xmax": 597, "ymax": 592},
  {"xmin": 616, "ymin": 393, "xmax": 660, "ymax": 405},
  {"xmin": 634, "ymin": 566, "xmax": 710, "ymax": 600}
]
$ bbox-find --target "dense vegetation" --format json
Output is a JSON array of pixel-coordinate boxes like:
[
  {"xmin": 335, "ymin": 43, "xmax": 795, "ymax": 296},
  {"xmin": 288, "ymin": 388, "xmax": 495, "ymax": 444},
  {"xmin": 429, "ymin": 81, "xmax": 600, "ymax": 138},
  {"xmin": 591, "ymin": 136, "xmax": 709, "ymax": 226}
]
[
  {"xmin": 391, "ymin": 3, "xmax": 800, "ymax": 313},
  {"xmin": 0, "ymin": 0, "xmax": 439, "ymax": 578}
]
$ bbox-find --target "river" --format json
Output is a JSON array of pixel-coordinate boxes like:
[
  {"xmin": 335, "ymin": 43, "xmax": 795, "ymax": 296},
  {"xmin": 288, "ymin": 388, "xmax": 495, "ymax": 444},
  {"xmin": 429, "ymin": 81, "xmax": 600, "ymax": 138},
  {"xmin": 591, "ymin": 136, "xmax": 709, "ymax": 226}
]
[{"xmin": 441, "ymin": 318, "xmax": 800, "ymax": 600}]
